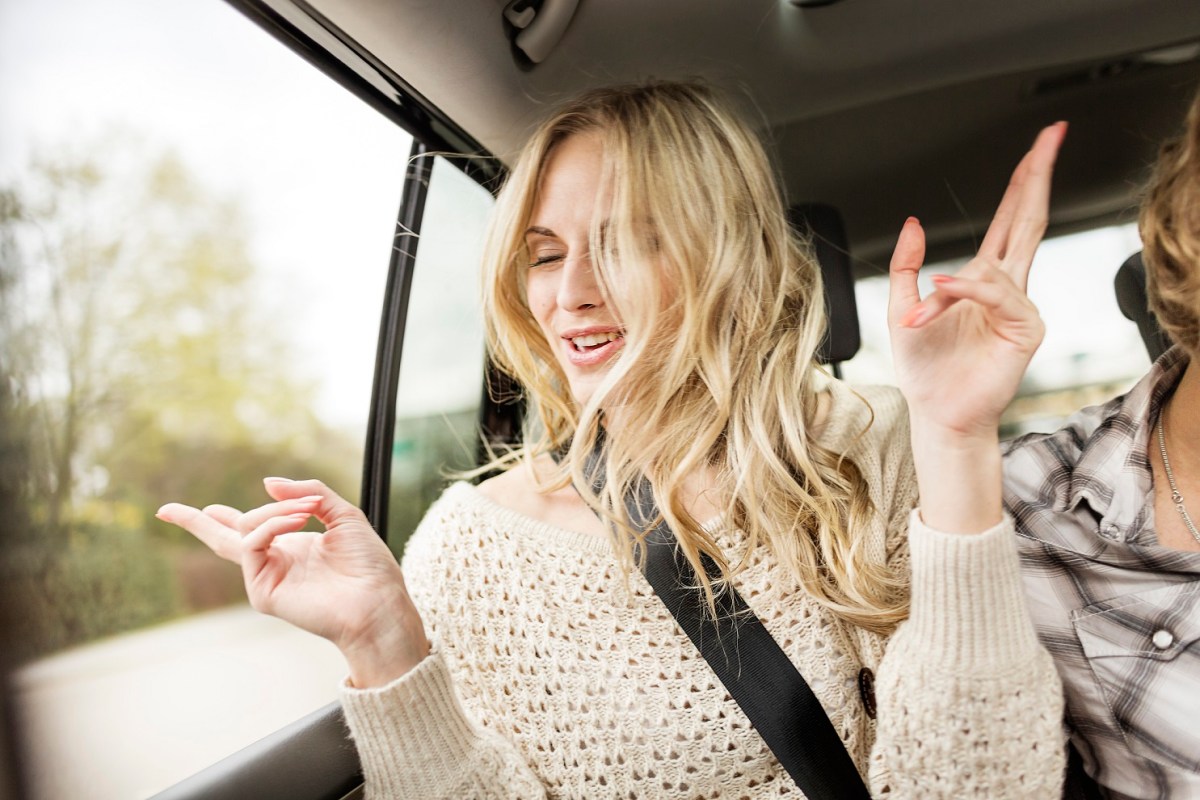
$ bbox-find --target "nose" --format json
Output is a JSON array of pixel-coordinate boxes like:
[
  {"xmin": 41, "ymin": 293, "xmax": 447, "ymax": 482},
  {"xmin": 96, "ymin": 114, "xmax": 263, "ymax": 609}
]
[{"xmin": 557, "ymin": 251, "xmax": 603, "ymax": 311}]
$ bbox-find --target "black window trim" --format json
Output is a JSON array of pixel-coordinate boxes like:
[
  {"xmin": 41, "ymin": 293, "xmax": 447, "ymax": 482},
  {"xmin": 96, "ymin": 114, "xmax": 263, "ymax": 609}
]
[{"xmin": 360, "ymin": 139, "xmax": 431, "ymax": 538}]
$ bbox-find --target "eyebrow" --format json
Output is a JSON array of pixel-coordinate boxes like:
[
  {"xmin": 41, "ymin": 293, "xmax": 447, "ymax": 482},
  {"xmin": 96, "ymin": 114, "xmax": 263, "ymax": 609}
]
[{"xmin": 524, "ymin": 222, "xmax": 618, "ymax": 239}]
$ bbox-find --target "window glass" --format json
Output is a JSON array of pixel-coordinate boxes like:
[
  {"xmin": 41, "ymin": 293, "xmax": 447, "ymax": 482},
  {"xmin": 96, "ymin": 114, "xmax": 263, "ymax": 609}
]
[
  {"xmin": 840, "ymin": 223, "xmax": 1150, "ymax": 437},
  {"xmin": 388, "ymin": 157, "xmax": 494, "ymax": 554},
  {"xmin": 0, "ymin": 0, "xmax": 409, "ymax": 796}
]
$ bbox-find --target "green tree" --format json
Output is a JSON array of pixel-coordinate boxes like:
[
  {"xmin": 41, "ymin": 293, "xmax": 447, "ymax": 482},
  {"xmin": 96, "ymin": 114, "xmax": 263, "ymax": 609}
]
[{"xmin": 0, "ymin": 134, "xmax": 359, "ymax": 663}]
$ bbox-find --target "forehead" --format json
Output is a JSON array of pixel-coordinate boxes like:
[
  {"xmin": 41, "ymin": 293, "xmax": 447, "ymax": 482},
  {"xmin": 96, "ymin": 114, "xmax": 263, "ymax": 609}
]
[{"xmin": 528, "ymin": 133, "xmax": 609, "ymax": 231}]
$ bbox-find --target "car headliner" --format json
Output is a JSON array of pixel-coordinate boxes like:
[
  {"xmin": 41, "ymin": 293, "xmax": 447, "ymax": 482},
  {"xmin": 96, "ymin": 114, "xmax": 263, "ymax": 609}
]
[{"xmin": 307, "ymin": 0, "xmax": 1200, "ymax": 272}]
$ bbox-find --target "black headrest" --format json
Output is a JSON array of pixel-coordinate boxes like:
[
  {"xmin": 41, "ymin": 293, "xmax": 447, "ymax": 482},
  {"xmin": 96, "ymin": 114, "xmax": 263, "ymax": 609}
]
[
  {"xmin": 788, "ymin": 203, "xmax": 861, "ymax": 364},
  {"xmin": 1114, "ymin": 251, "xmax": 1173, "ymax": 362}
]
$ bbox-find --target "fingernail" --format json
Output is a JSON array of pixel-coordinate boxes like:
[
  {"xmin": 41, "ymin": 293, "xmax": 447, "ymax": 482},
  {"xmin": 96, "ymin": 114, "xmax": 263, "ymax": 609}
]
[
  {"xmin": 264, "ymin": 477, "xmax": 293, "ymax": 483},
  {"xmin": 299, "ymin": 495, "xmax": 322, "ymax": 503},
  {"xmin": 931, "ymin": 274, "xmax": 954, "ymax": 284},
  {"xmin": 899, "ymin": 305, "xmax": 926, "ymax": 327},
  {"xmin": 905, "ymin": 216, "xmax": 920, "ymax": 226}
]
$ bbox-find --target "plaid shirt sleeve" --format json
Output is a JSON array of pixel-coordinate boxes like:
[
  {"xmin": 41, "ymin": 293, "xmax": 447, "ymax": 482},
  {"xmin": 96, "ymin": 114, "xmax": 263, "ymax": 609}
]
[{"xmin": 1002, "ymin": 348, "xmax": 1200, "ymax": 800}]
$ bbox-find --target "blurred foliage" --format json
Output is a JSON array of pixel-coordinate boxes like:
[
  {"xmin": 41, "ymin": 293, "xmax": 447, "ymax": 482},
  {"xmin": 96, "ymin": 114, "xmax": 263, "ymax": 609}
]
[{"xmin": 0, "ymin": 134, "xmax": 359, "ymax": 665}]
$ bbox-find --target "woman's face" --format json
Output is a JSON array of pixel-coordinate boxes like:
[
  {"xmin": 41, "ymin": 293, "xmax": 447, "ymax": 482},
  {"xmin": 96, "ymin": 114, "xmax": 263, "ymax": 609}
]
[{"xmin": 525, "ymin": 133, "xmax": 626, "ymax": 406}]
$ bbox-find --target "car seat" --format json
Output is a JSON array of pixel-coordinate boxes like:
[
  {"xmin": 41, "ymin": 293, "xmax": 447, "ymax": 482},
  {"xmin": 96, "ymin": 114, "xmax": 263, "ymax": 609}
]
[
  {"xmin": 788, "ymin": 203, "xmax": 861, "ymax": 371},
  {"xmin": 1114, "ymin": 251, "xmax": 1173, "ymax": 362}
]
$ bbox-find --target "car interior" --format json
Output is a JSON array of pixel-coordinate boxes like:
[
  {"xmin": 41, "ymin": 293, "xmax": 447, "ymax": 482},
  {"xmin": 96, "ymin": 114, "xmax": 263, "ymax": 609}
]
[{"xmin": 7, "ymin": 0, "xmax": 1200, "ymax": 797}]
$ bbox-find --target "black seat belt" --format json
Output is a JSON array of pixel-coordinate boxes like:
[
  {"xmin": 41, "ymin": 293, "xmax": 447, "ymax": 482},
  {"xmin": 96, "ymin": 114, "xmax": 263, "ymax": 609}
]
[{"xmin": 562, "ymin": 441, "xmax": 872, "ymax": 800}]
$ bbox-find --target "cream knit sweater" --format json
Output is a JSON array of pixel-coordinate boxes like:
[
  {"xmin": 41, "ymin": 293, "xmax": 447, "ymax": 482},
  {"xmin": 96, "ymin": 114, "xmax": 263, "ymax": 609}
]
[{"xmin": 340, "ymin": 383, "xmax": 1065, "ymax": 798}]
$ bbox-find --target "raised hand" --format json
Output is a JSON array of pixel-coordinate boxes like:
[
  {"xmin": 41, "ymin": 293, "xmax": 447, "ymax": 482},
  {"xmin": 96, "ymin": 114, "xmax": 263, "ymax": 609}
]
[
  {"xmin": 156, "ymin": 477, "xmax": 429, "ymax": 687},
  {"xmin": 890, "ymin": 122, "xmax": 1067, "ymax": 435},
  {"xmin": 888, "ymin": 122, "xmax": 1067, "ymax": 533}
]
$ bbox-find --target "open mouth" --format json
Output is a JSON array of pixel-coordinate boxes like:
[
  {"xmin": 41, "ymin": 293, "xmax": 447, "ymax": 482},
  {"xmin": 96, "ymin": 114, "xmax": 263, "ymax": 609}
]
[
  {"xmin": 569, "ymin": 331, "xmax": 623, "ymax": 352},
  {"xmin": 562, "ymin": 329, "xmax": 625, "ymax": 365}
]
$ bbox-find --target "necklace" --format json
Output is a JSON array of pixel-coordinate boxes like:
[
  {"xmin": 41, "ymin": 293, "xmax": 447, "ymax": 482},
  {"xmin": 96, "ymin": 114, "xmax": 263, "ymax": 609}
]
[{"xmin": 1156, "ymin": 413, "xmax": 1200, "ymax": 545}]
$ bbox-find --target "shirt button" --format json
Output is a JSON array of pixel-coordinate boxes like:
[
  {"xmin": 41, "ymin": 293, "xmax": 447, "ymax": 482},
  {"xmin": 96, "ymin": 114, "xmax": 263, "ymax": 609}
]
[{"xmin": 1152, "ymin": 629, "xmax": 1174, "ymax": 650}]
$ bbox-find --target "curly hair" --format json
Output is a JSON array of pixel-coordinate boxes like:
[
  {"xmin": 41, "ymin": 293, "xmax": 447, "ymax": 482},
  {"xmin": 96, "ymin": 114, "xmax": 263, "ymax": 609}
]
[{"xmin": 1140, "ymin": 87, "xmax": 1200, "ymax": 357}]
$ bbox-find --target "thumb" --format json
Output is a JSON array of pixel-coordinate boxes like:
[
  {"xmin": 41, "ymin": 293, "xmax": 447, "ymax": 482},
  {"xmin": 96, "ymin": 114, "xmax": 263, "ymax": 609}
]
[{"xmin": 888, "ymin": 217, "xmax": 926, "ymax": 327}]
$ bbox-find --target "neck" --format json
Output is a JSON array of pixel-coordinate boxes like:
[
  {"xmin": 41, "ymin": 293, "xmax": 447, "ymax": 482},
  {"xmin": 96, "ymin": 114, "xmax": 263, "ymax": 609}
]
[{"xmin": 1163, "ymin": 358, "xmax": 1200, "ymax": 465}]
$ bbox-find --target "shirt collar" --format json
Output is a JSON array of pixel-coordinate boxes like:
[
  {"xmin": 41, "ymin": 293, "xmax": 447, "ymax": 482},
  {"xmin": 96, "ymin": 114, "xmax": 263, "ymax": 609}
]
[{"xmin": 1068, "ymin": 347, "xmax": 1189, "ymax": 538}]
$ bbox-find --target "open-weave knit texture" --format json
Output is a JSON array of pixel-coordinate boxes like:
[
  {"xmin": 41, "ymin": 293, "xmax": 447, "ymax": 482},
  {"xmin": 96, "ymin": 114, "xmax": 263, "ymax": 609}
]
[{"xmin": 340, "ymin": 382, "xmax": 1065, "ymax": 798}]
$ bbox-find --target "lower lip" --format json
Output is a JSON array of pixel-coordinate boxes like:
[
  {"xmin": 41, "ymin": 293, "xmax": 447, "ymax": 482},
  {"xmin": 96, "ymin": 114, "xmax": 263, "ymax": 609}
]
[{"xmin": 563, "ymin": 336, "xmax": 624, "ymax": 366}]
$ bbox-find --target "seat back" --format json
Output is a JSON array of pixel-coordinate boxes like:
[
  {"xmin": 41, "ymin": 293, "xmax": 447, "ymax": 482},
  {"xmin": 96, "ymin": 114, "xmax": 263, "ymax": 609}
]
[
  {"xmin": 1114, "ymin": 251, "xmax": 1173, "ymax": 362},
  {"xmin": 787, "ymin": 203, "xmax": 860, "ymax": 365}
]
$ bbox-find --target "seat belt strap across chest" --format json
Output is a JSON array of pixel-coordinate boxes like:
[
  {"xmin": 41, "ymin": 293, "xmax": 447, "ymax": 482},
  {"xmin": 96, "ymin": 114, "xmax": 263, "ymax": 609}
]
[{"xmin": 560, "ymin": 442, "xmax": 872, "ymax": 800}]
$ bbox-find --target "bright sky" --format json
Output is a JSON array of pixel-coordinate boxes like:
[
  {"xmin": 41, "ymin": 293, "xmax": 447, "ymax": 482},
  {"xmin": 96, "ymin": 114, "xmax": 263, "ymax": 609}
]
[
  {"xmin": 0, "ymin": 0, "xmax": 417, "ymax": 431},
  {"xmin": 843, "ymin": 223, "xmax": 1150, "ymax": 395}
]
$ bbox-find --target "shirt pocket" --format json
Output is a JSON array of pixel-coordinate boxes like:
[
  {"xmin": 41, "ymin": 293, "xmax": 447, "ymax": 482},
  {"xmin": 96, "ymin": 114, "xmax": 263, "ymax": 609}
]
[{"xmin": 1072, "ymin": 580, "xmax": 1200, "ymax": 773}]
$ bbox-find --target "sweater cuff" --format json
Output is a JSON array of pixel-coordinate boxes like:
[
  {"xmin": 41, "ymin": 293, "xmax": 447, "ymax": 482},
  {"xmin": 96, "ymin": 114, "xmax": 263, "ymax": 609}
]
[
  {"xmin": 904, "ymin": 508, "xmax": 1040, "ymax": 671},
  {"xmin": 339, "ymin": 649, "xmax": 480, "ymax": 783}
]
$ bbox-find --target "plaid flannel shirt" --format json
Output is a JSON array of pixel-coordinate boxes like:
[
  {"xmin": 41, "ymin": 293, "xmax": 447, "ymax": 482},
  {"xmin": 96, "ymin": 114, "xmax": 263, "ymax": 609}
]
[{"xmin": 1003, "ymin": 347, "xmax": 1200, "ymax": 799}]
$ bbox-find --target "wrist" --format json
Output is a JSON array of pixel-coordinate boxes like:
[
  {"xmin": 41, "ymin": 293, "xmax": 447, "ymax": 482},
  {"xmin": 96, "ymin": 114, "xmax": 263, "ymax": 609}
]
[
  {"xmin": 339, "ymin": 596, "xmax": 430, "ymax": 688},
  {"xmin": 909, "ymin": 420, "xmax": 1003, "ymax": 534},
  {"xmin": 909, "ymin": 415, "xmax": 1000, "ymax": 450}
]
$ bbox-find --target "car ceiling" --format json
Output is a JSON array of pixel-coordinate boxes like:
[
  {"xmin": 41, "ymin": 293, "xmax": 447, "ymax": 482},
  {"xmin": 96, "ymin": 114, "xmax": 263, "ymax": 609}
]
[{"xmin": 307, "ymin": 0, "xmax": 1200, "ymax": 274}]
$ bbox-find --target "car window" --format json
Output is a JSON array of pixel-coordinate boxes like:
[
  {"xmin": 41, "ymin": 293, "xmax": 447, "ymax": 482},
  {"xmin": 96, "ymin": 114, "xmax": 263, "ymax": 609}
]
[
  {"xmin": 0, "ymin": 0, "xmax": 412, "ymax": 796},
  {"xmin": 387, "ymin": 156, "xmax": 495, "ymax": 555},
  {"xmin": 840, "ymin": 222, "xmax": 1150, "ymax": 437}
]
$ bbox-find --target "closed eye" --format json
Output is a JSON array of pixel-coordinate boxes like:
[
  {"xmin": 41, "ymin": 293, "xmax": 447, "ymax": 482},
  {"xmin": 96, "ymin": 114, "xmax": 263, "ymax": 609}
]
[{"xmin": 528, "ymin": 254, "xmax": 564, "ymax": 268}]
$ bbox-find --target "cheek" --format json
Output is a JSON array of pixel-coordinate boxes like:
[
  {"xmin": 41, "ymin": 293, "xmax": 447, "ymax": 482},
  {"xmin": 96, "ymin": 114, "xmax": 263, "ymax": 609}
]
[{"xmin": 525, "ymin": 273, "xmax": 556, "ymax": 335}]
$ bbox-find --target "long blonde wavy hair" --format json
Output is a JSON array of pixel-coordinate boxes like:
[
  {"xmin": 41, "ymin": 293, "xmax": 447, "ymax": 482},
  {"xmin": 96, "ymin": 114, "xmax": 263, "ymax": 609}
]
[
  {"xmin": 1141, "ymin": 86, "xmax": 1200, "ymax": 357},
  {"xmin": 481, "ymin": 82, "xmax": 907, "ymax": 633}
]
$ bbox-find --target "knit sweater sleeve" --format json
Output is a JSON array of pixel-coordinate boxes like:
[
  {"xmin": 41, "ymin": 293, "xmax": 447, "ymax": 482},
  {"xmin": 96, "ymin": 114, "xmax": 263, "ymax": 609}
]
[
  {"xmin": 336, "ymin": 495, "xmax": 546, "ymax": 800},
  {"xmin": 866, "ymin": 509, "xmax": 1066, "ymax": 798},
  {"xmin": 339, "ymin": 649, "xmax": 545, "ymax": 799}
]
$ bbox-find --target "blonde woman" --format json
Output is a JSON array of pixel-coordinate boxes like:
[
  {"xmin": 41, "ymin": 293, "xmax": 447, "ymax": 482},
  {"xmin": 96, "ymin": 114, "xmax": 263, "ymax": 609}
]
[{"xmin": 158, "ymin": 83, "xmax": 1067, "ymax": 798}]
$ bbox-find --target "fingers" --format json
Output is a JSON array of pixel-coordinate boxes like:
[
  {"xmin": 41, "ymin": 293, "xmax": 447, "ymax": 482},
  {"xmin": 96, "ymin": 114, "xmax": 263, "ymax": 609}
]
[
  {"xmin": 979, "ymin": 122, "xmax": 1068, "ymax": 288},
  {"xmin": 909, "ymin": 271, "xmax": 1043, "ymax": 344},
  {"xmin": 232, "ymin": 496, "xmax": 322, "ymax": 534},
  {"xmin": 1003, "ymin": 122, "xmax": 1066, "ymax": 278},
  {"xmin": 203, "ymin": 504, "xmax": 243, "ymax": 528},
  {"xmin": 888, "ymin": 217, "xmax": 926, "ymax": 327},
  {"xmin": 241, "ymin": 513, "xmax": 309, "ymax": 563},
  {"xmin": 977, "ymin": 149, "xmax": 1031, "ymax": 261},
  {"xmin": 263, "ymin": 477, "xmax": 367, "ymax": 529},
  {"xmin": 156, "ymin": 503, "xmax": 242, "ymax": 563},
  {"xmin": 242, "ymin": 513, "xmax": 313, "ymax": 579},
  {"xmin": 898, "ymin": 285, "xmax": 961, "ymax": 328}
]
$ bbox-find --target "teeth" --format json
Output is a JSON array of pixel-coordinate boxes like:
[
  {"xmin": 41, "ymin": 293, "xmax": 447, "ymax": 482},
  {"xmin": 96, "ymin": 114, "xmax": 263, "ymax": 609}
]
[{"xmin": 571, "ymin": 332, "xmax": 621, "ymax": 348}]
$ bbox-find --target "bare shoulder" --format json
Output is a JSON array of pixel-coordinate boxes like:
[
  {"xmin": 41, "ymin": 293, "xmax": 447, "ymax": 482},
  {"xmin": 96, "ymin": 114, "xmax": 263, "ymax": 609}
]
[
  {"xmin": 476, "ymin": 455, "xmax": 607, "ymax": 537},
  {"xmin": 476, "ymin": 458, "xmax": 540, "ymax": 506}
]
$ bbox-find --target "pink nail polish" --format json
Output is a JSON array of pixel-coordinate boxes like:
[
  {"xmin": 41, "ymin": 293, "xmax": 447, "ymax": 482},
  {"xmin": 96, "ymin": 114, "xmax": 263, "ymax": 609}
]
[{"xmin": 900, "ymin": 306, "xmax": 924, "ymax": 327}]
